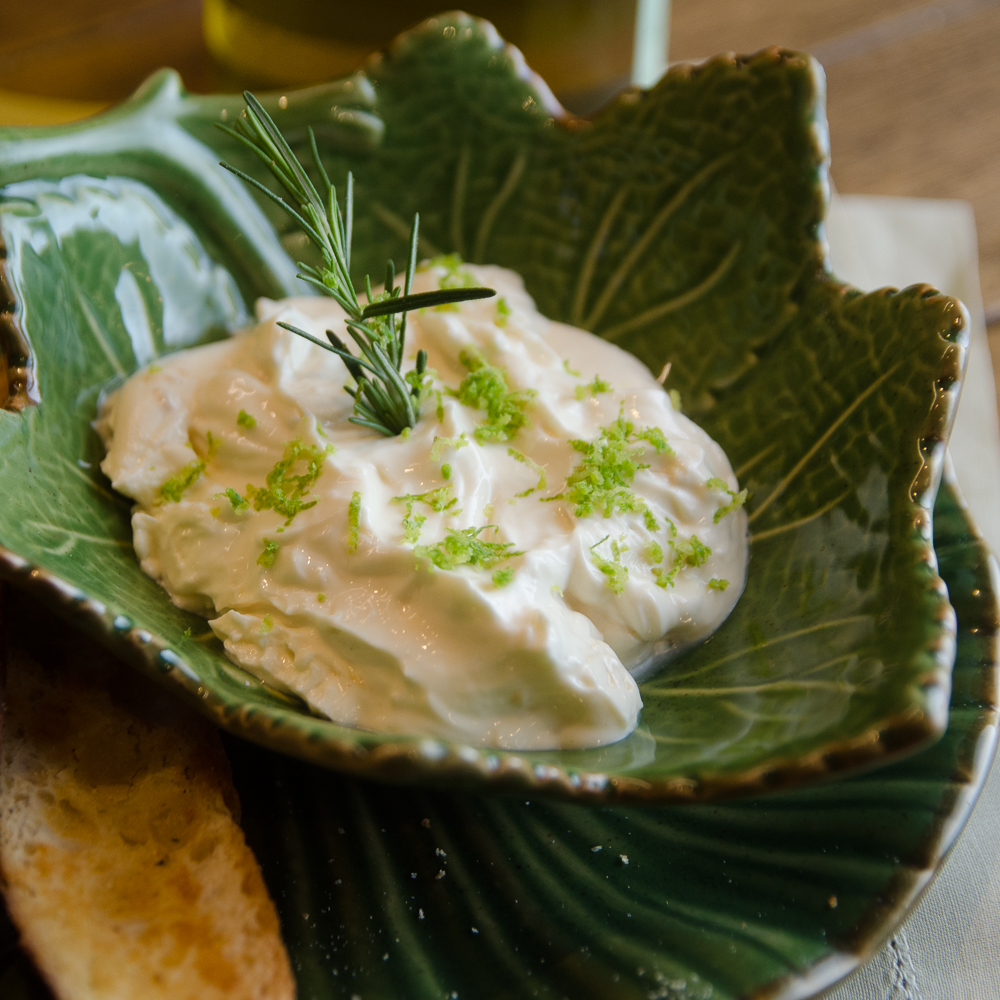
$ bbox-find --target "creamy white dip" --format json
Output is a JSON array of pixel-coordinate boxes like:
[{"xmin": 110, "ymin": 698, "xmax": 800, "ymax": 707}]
[{"xmin": 97, "ymin": 263, "xmax": 748, "ymax": 750}]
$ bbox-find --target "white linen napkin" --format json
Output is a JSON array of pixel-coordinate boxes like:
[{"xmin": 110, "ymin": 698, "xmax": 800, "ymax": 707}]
[{"xmin": 821, "ymin": 194, "xmax": 1000, "ymax": 999}]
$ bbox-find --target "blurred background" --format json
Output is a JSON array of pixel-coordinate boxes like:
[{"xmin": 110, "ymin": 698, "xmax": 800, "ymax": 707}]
[{"xmin": 1, "ymin": 0, "xmax": 998, "ymax": 336}]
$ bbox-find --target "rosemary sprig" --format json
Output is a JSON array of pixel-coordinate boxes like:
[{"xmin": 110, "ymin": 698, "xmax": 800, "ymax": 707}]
[{"xmin": 217, "ymin": 92, "xmax": 495, "ymax": 436}]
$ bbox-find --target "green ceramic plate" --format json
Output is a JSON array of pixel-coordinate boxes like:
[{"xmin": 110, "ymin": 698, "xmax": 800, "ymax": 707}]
[
  {"xmin": 225, "ymin": 476, "xmax": 1000, "ymax": 1000},
  {"xmin": 1, "ymin": 474, "xmax": 995, "ymax": 1000},
  {"xmin": 0, "ymin": 14, "xmax": 971, "ymax": 802}
]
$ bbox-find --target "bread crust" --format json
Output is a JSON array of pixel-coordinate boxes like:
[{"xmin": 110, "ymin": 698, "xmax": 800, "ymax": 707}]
[{"xmin": 0, "ymin": 590, "xmax": 296, "ymax": 1000}]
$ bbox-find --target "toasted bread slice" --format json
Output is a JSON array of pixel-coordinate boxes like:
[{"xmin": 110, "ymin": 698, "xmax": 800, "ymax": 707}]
[{"xmin": 0, "ymin": 590, "xmax": 296, "ymax": 1000}]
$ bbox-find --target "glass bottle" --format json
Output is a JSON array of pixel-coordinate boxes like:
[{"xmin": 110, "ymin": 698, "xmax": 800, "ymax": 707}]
[{"xmin": 203, "ymin": 0, "xmax": 642, "ymax": 114}]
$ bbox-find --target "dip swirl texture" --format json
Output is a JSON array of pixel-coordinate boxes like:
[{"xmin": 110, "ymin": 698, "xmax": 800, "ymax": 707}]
[{"xmin": 97, "ymin": 263, "xmax": 748, "ymax": 750}]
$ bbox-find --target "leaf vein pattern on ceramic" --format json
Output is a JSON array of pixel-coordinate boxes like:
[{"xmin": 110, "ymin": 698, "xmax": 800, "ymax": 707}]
[{"xmin": 226, "ymin": 478, "xmax": 997, "ymax": 999}]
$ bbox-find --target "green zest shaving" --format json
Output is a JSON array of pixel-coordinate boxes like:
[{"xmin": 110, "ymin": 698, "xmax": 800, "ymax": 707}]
[
  {"xmin": 224, "ymin": 487, "xmax": 249, "ymax": 511},
  {"xmin": 645, "ymin": 540, "xmax": 664, "ymax": 564},
  {"xmin": 237, "ymin": 409, "xmax": 256, "ymax": 429},
  {"xmin": 492, "ymin": 567, "xmax": 514, "ymax": 587},
  {"xmin": 706, "ymin": 477, "xmax": 748, "ymax": 523},
  {"xmin": 451, "ymin": 350, "xmax": 535, "ymax": 444},
  {"xmin": 441, "ymin": 464, "xmax": 452, "ymax": 480},
  {"xmin": 677, "ymin": 535, "xmax": 712, "ymax": 567},
  {"xmin": 260, "ymin": 614, "xmax": 273, "ymax": 634},
  {"xmin": 653, "ymin": 522, "xmax": 713, "ymax": 589},
  {"xmin": 548, "ymin": 414, "xmax": 672, "ymax": 519},
  {"xmin": 496, "ymin": 297, "xmax": 511, "ymax": 327},
  {"xmin": 348, "ymin": 490, "xmax": 361, "ymax": 552},
  {"xmin": 669, "ymin": 389, "xmax": 682, "ymax": 412},
  {"xmin": 563, "ymin": 359, "xmax": 581, "ymax": 377},
  {"xmin": 430, "ymin": 433, "xmax": 468, "ymax": 461},
  {"xmin": 652, "ymin": 518, "xmax": 679, "ymax": 588},
  {"xmin": 392, "ymin": 486, "xmax": 458, "ymax": 543},
  {"xmin": 415, "ymin": 525, "xmax": 524, "ymax": 573},
  {"xmin": 258, "ymin": 539, "xmax": 279, "ymax": 568},
  {"xmin": 709, "ymin": 578, "xmax": 730, "ymax": 591},
  {"xmin": 160, "ymin": 433, "xmax": 218, "ymax": 503},
  {"xmin": 240, "ymin": 438, "xmax": 328, "ymax": 526},
  {"xmin": 590, "ymin": 535, "xmax": 629, "ymax": 595},
  {"xmin": 160, "ymin": 458, "xmax": 206, "ymax": 503},
  {"xmin": 634, "ymin": 426, "xmax": 670, "ymax": 452},
  {"xmin": 507, "ymin": 448, "xmax": 547, "ymax": 497},
  {"xmin": 575, "ymin": 375, "xmax": 613, "ymax": 400}
]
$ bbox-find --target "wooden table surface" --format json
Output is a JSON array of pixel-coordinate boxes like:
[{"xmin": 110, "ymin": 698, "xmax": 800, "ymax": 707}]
[
  {"xmin": 670, "ymin": 0, "xmax": 1000, "ymax": 369},
  {"xmin": 2, "ymin": 0, "xmax": 999, "ymax": 371}
]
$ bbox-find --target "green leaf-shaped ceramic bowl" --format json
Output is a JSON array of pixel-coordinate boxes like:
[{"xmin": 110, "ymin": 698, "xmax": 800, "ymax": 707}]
[
  {"xmin": 1, "ymin": 469, "xmax": 996, "ymax": 1000},
  {"xmin": 224, "ymin": 477, "xmax": 1000, "ymax": 1000},
  {"xmin": 0, "ymin": 13, "xmax": 970, "ymax": 803}
]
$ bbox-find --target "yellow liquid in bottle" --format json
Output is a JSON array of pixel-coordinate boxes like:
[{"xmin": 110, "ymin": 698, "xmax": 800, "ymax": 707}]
[{"xmin": 203, "ymin": 0, "xmax": 638, "ymax": 114}]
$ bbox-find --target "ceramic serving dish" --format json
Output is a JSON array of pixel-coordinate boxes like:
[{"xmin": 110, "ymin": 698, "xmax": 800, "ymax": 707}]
[
  {"xmin": 0, "ymin": 13, "xmax": 970, "ymax": 803},
  {"xmin": 211, "ymin": 477, "xmax": 1000, "ymax": 1000},
  {"xmin": 1, "ymin": 474, "xmax": 995, "ymax": 1000}
]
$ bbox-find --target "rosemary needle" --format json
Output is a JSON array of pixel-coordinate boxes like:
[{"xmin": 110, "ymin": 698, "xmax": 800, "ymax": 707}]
[{"xmin": 217, "ymin": 91, "xmax": 495, "ymax": 437}]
